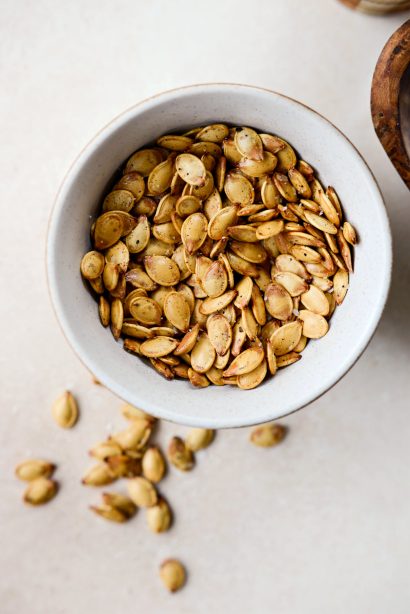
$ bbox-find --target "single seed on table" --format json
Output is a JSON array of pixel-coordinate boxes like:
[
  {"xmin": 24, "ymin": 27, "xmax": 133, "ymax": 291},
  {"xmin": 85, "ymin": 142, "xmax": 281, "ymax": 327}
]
[
  {"xmin": 23, "ymin": 477, "xmax": 58, "ymax": 505},
  {"xmin": 142, "ymin": 446, "xmax": 166, "ymax": 483},
  {"xmin": 185, "ymin": 428, "xmax": 215, "ymax": 451},
  {"xmin": 167, "ymin": 436, "xmax": 195, "ymax": 471},
  {"xmin": 15, "ymin": 459, "xmax": 55, "ymax": 482},
  {"xmin": 82, "ymin": 463, "xmax": 116, "ymax": 487},
  {"xmin": 298, "ymin": 310, "xmax": 329, "ymax": 339},
  {"xmin": 250, "ymin": 422, "xmax": 287, "ymax": 447},
  {"xmin": 127, "ymin": 476, "xmax": 158, "ymax": 507},
  {"xmin": 51, "ymin": 391, "xmax": 79, "ymax": 429},
  {"xmin": 89, "ymin": 440, "xmax": 122, "ymax": 460},
  {"xmin": 146, "ymin": 497, "xmax": 172, "ymax": 533},
  {"xmin": 111, "ymin": 418, "xmax": 152, "ymax": 451},
  {"xmin": 159, "ymin": 559, "xmax": 186, "ymax": 593},
  {"xmin": 90, "ymin": 504, "xmax": 129, "ymax": 523},
  {"xmin": 102, "ymin": 492, "xmax": 137, "ymax": 518}
]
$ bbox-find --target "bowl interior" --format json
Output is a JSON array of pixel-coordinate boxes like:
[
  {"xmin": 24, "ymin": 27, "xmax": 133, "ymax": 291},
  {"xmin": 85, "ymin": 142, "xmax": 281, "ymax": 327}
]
[{"xmin": 48, "ymin": 84, "xmax": 391, "ymax": 428}]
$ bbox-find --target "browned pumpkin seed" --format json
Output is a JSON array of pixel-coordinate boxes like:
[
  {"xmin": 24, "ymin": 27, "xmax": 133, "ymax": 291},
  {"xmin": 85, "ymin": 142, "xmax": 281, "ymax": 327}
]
[{"xmin": 298, "ymin": 310, "xmax": 329, "ymax": 338}]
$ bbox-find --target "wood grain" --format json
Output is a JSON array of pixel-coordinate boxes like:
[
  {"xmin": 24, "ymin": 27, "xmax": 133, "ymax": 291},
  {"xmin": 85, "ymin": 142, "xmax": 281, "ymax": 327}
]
[{"xmin": 371, "ymin": 20, "xmax": 410, "ymax": 189}]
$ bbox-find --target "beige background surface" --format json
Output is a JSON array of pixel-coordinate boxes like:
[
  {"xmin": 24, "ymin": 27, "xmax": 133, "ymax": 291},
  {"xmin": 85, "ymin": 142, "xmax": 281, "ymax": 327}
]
[{"xmin": 1, "ymin": 1, "xmax": 410, "ymax": 613}]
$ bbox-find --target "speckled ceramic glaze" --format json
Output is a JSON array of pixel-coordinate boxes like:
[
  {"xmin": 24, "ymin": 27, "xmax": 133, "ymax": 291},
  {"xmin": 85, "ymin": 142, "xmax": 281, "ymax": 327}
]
[{"xmin": 47, "ymin": 84, "xmax": 392, "ymax": 428}]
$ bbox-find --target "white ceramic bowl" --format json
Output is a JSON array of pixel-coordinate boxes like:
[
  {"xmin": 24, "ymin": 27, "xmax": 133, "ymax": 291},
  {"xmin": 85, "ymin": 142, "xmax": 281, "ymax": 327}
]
[{"xmin": 47, "ymin": 84, "xmax": 392, "ymax": 428}]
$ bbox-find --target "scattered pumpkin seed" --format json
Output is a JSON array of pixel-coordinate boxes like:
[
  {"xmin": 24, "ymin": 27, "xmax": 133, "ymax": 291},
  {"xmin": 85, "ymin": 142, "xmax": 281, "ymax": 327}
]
[
  {"xmin": 160, "ymin": 559, "xmax": 186, "ymax": 593},
  {"xmin": 250, "ymin": 422, "xmax": 286, "ymax": 447},
  {"xmin": 51, "ymin": 391, "xmax": 79, "ymax": 429}
]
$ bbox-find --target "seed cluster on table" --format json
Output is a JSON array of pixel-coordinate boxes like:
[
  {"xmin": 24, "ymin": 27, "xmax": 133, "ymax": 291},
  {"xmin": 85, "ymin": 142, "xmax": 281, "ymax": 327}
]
[
  {"xmin": 16, "ymin": 389, "xmax": 288, "ymax": 592},
  {"xmin": 81, "ymin": 123, "xmax": 357, "ymax": 390}
]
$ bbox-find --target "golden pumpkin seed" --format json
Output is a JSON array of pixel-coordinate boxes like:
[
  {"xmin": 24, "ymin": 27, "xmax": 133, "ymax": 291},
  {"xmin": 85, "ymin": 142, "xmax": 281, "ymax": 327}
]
[
  {"xmin": 129, "ymin": 296, "xmax": 161, "ymax": 325},
  {"xmin": 196, "ymin": 123, "xmax": 229, "ymax": 143},
  {"xmin": 288, "ymin": 168, "xmax": 312, "ymax": 198},
  {"xmin": 270, "ymin": 321, "xmax": 302, "ymax": 355},
  {"xmin": 157, "ymin": 134, "xmax": 193, "ymax": 151},
  {"xmin": 144, "ymin": 255, "xmax": 180, "ymax": 286},
  {"xmin": 230, "ymin": 241, "xmax": 267, "ymax": 264},
  {"xmin": 227, "ymin": 225, "xmax": 258, "ymax": 242},
  {"xmin": 175, "ymin": 153, "xmax": 206, "ymax": 186},
  {"xmin": 233, "ymin": 275, "xmax": 253, "ymax": 308},
  {"xmin": 259, "ymin": 133, "xmax": 286, "ymax": 153},
  {"xmin": 208, "ymin": 205, "xmax": 238, "ymax": 240},
  {"xmin": 180, "ymin": 212, "xmax": 208, "ymax": 254},
  {"xmin": 127, "ymin": 476, "xmax": 158, "ymax": 507},
  {"xmin": 188, "ymin": 368, "xmax": 210, "ymax": 388},
  {"xmin": 82, "ymin": 463, "xmax": 116, "ymax": 487},
  {"xmin": 146, "ymin": 497, "xmax": 172, "ymax": 533},
  {"xmin": 102, "ymin": 492, "xmax": 137, "ymax": 518},
  {"xmin": 202, "ymin": 260, "xmax": 228, "ymax": 297},
  {"xmin": 176, "ymin": 194, "xmax": 201, "ymax": 217},
  {"xmin": 238, "ymin": 151, "xmax": 277, "ymax": 177},
  {"xmin": 223, "ymin": 346, "xmax": 264, "ymax": 377},
  {"xmin": 255, "ymin": 220, "xmax": 284, "ymax": 240},
  {"xmin": 23, "ymin": 477, "xmax": 58, "ymax": 505},
  {"xmin": 150, "ymin": 358, "xmax": 174, "ymax": 380},
  {"xmin": 337, "ymin": 229, "xmax": 353, "ymax": 272},
  {"xmin": 289, "ymin": 245, "xmax": 321, "ymax": 263},
  {"xmin": 163, "ymin": 291, "xmax": 190, "ymax": 332},
  {"xmin": 250, "ymin": 422, "xmax": 286, "ymax": 446},
  {"xmin": 80, "ymin": 251, "xmax": 105, "ymax": 279},
  {"xmin": 190, "ymin": 333, "xmax": 216, "ymax": 373},
  {"xmin": 94, "ymin": 212, "xmax": 123, "ymax": 250},
  {"xmin": 110, "ymin": 298, "xmax": 124, "ymax": 340},
  {"xmin": 51, "ymin": 391, "xmax": 79, "ymax": 429},
  {"xmin": 224, "ymin": 172, "xmax": 255, "ymax": 206},
  {"xmin": 102, "ymin": 189, "xmax": 135, "ymax": 213},
  {"xmin": 89, "ymin": 275, "xmax": 104, "ymax": 294},
  {"xmin": 215, "ymin": 155, "xmax": 227, "ymax": 192},
  {"xmin": 15, "ymin": 459, "xmax": 55, "ymax": 482},
  {"xmin": 206, "ymin": 314, "xmax": 232, "ymax": 356},
  {"xmin": 167, "ymin": 436, "xmax": 194, "ymax": 471},
  {"xmin": 90, "ymin": 504, "xmax": 129, "ymax": 523},
  {"xmin": 123, "ymin": 338, "xmax": 142, "ymax": 355},
  {"xmin": 159, "ymin": 559, "xmax": 186, "ymax": 593},
  {"xmin": 298, "ymin": 310, "xmax": 329, "ymax": 338},
  {"xmin": 264, "ymin": 283, "xmax": 293, "ymax": 320},
  {"xmin": 189, "ymin": 141, "xmax": 222, "ymax": 157},
  {"xmin": 190, "ymin": 170, "xmax": 214, "ymax": 200},
  {"xmin": 235, "ymin": 126, "xmax": 264, "ymax": 161},
  {"xmin": 300, "ymin": 285, "xmax": 329, "ymax": 315},
  {"xmin": 342, "ymin": 221, "xmax": 357, "ymax": 245},
  {"xmin": 266, "ymin": 340, "xmax": 277, "ymax": 375},
  {"xmin": 276, "ymin": 351, "xmax": 301, "ymax": 367},
  {"xmin": 274, "ymin": 272, "xmax": 309, "ymax": 297},
  {"xmin": 200, "ymin": 289, "xmax": 237, "ymax": 315},
  {"xmin": 237, "ymin": 359, "xmax": 267, "ymax": 389},
  {"xmin": 115, "ymin": 172, "xmax": 145, "ymax": 201},
  {"xmin": 142, "ymin": 446, "xmax": 166, "ymax": 483},
  {"xmin": 89, "ymin": 440, "xmax": 122, "ymax": 460},
  {"xmin": 273, "ymin": 173, "xmax": 298, "ymax": 202},
  {"xmin": 333, "ymin": 269, "xmax": 349, "ymax": 304},
  {"xmin": 125, "ymin": 148, "xmax": 163, "ymax": 176},
  {"xmin": 186, "ymin": 428, "xmax": 215, "ymax": 451},
  {"xmin": 98, "ymin": 296, "xmax": 110, "ymax": 327},
  {"xmin": 112, "ymin": 418, "xmax": 152, "ymax": 451},
  {"xmin": 105, "ymin": 240, "xmax": 129, "ymax": 272},
  {"xmin": 140, "ymin": 336, "xmax": 179, "ymax": 358},
  {"xmin": 147, "ymin": 155, "xmax": 175, "ymax": 195}
]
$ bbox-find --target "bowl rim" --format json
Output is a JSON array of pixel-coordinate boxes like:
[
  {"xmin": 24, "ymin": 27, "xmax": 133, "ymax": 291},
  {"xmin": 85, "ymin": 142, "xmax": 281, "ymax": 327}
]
[{"xmin": 47, "ymin": 82, "xmax": 393, "ymax": 428}]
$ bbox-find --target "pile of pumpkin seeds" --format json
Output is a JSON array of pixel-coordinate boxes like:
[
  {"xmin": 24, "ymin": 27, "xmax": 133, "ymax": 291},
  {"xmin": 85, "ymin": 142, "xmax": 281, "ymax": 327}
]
[{"xmin": 81, "ymin": 124, "xmax": 357, "ymax": 389}]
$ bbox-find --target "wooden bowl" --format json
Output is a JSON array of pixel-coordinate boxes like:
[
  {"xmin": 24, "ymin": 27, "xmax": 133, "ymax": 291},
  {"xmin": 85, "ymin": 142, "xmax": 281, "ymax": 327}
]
[
  {"xmin": 339, "ymin": 0, "xmax": 410, "ymax": 14},
  {"xmin": 371, "ymin": 20, "xmax": 410, "ymax": 189}
]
